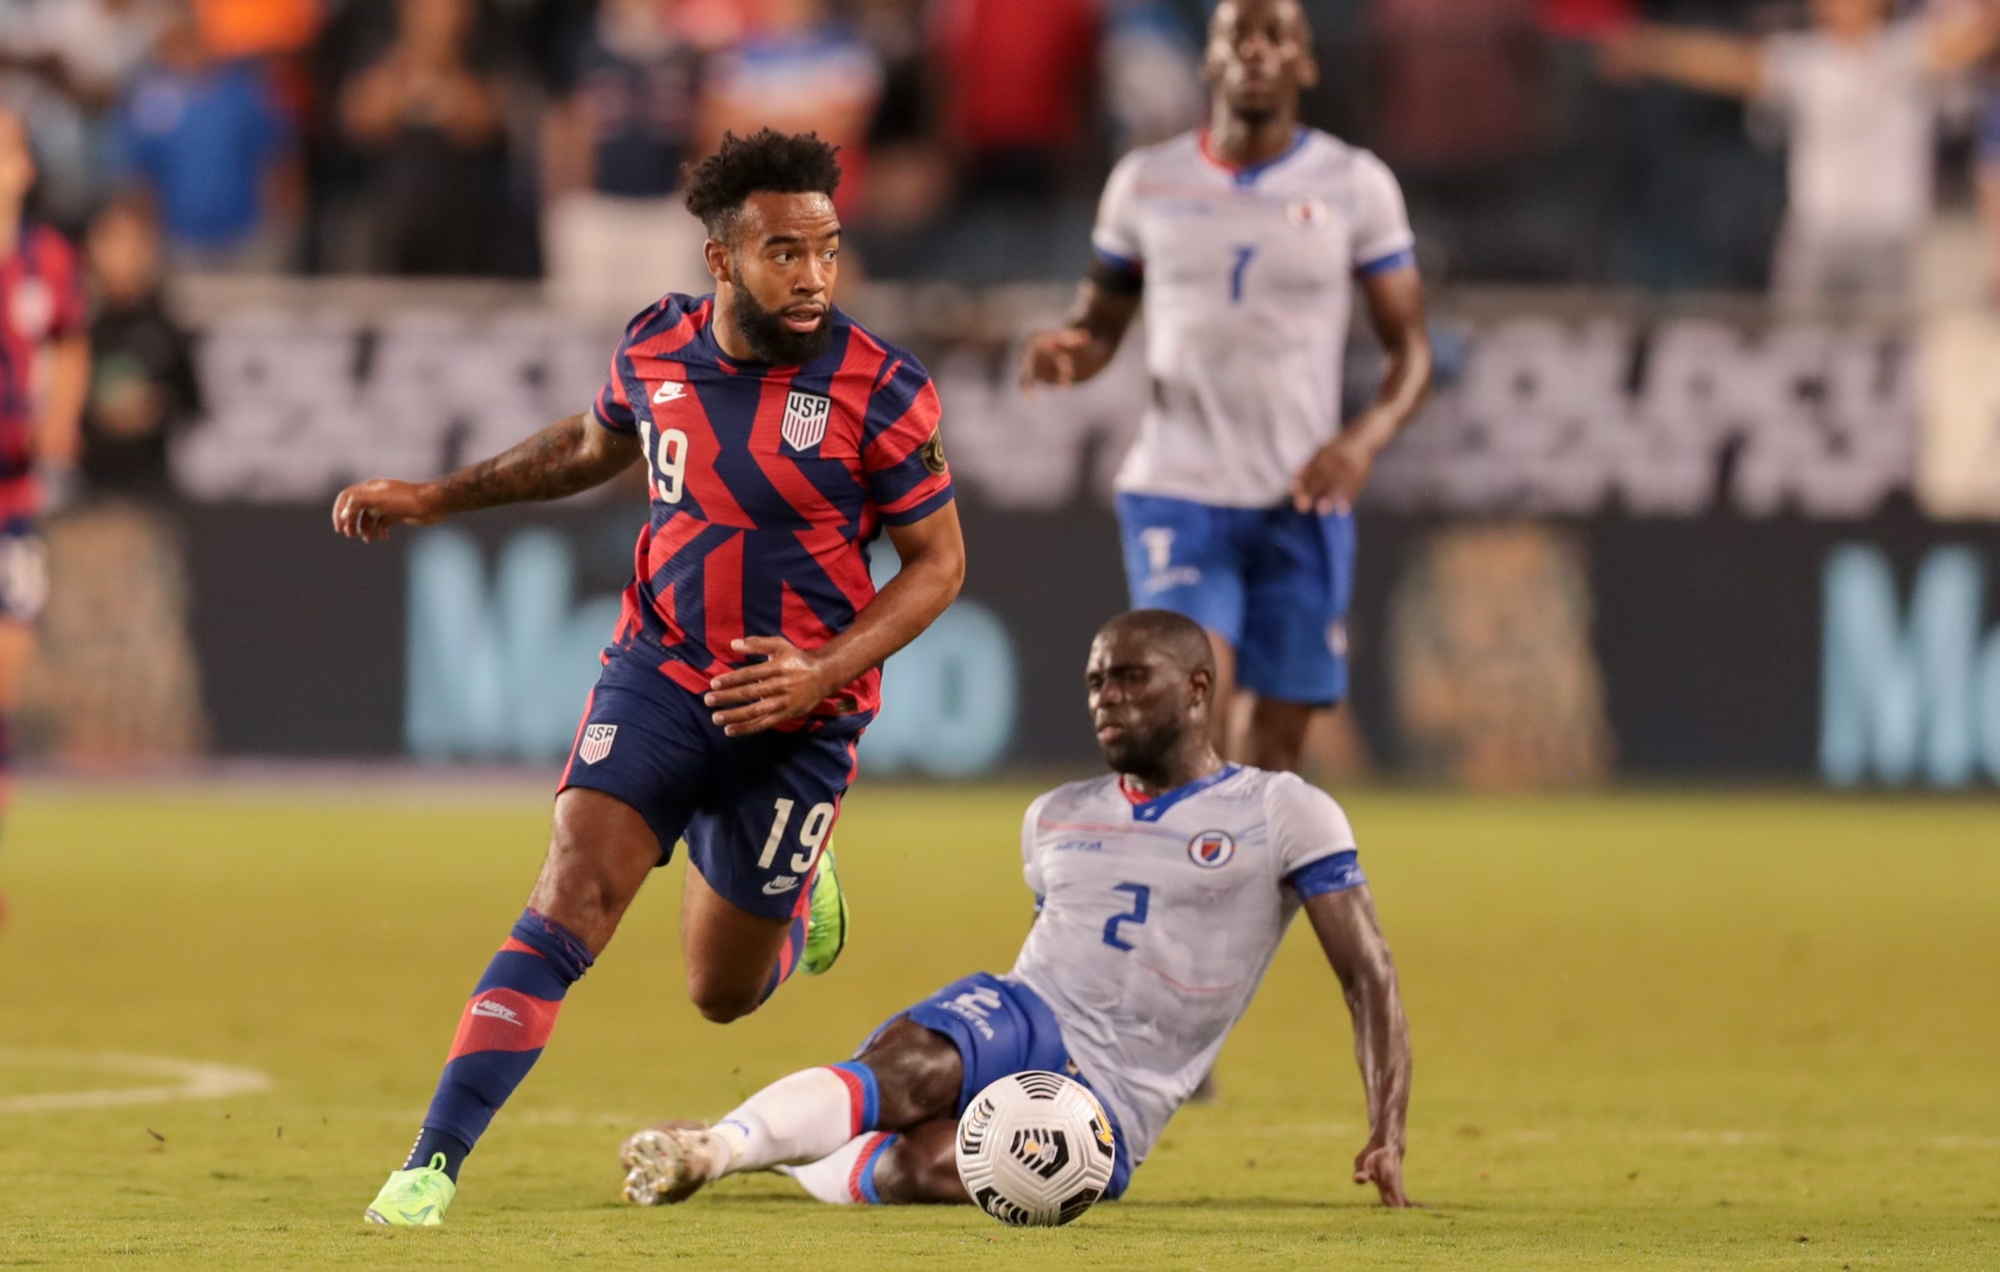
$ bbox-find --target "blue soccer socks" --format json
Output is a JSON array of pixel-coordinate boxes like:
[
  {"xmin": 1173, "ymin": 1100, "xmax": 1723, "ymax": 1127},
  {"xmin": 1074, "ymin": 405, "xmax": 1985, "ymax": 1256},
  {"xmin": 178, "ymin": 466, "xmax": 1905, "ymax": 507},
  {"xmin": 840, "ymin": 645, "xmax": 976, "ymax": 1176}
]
[{"xmin": 404, "ymin": 909, "xmax": 594, "ymax": 1179}]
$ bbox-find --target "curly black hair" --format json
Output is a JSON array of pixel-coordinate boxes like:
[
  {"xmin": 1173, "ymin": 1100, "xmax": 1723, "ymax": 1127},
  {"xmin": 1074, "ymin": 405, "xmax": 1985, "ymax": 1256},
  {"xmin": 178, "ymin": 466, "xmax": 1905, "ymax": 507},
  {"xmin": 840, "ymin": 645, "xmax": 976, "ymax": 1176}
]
[{"xmin": 682, "ymin": 129, "xmax": 843, "ymax": 243}]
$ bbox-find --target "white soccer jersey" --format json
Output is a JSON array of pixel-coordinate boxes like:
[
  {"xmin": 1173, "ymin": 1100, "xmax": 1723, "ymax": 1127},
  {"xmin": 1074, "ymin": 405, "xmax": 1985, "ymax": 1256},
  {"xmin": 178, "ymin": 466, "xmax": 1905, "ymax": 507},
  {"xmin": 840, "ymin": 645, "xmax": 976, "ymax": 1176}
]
[
  {"xmin": 1092, "ymin": 129, "xmax": 1416, "ymax": 507},
  {"xmin": 1007, "ymin": 764, "xmax": 1366, "ymax": 1168}
]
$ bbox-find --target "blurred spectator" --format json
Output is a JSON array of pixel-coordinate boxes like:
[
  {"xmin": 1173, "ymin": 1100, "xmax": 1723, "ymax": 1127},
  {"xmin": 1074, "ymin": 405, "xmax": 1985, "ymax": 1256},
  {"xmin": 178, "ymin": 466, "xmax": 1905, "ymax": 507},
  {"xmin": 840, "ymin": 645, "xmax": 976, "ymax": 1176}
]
[
  {"xmin": 0, "ymin": 0, "xmax": 172, "ymax": 223},
  {"xmin": 112, "ymin": 5, "xmax": 297, "ymax": 272},
  {"xmin": 545, "ymin": 0, "xmax": 702, "ymax": 188},
  {"xmin": 543, "ymin": 0, "xmax": 711, "ymax": 319},
  {"xmin": 927, "ymin": 0, "xmax": 1098, "ymax": 202},
  {"xmin": 338, "ymin": 0, "xmax": 511, "ymax": 276},
  {"xmin": 1372, "ymin": 0, "xmax": 1540, "ymax": 172},
  {"xmin": 845, "ymin": 0, "xmax": 952, "ymax": 236},
  {"xmin": 4, "ymin": 0, "xmax": 170, "ymax": 108},
  {"xmin": 1603, "ymin": 0, "xmax": 2000, "ymax": 311},
  {"xmin": 192, "ymin": 0, "xmax": 322, "ymax": 63},
  {"xmin": 1536, "ymin": 0, "xmax": 1636, "ymax": 156},
  {"xmin": 1538, "ymin": 0, "xmax": 1633, "ymax": 42},
  {"xmin": 1100, "ymin": 0, "xmax": 1203, "ymax": 151},
  {"xmin": 700, "ymin": 0, "xmax": 883, "ymax": 217},
  {"xmin": 80, "ymin": 198, "xmax": 198, "ymax": 502}
]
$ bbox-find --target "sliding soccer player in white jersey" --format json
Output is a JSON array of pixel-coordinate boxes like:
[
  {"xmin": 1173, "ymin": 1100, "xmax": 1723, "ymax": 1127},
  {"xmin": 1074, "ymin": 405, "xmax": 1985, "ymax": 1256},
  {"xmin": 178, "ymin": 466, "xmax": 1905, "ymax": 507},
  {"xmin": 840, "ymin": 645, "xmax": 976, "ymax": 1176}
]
[
  {"xmin": 617, "ymin": 609, "xmax": 1412, "ymax": 1209},
  {"xmin": 1021, "ymin": 0, "xmax": 1433, "ymax": 774}
]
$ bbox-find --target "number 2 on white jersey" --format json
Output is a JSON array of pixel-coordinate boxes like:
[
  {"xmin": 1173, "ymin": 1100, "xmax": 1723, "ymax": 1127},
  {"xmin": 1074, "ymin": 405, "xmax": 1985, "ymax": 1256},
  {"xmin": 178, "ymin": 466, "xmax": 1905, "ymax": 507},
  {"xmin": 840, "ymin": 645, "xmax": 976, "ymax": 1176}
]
[
  {"xmin": 638, "ymin": 417, "xmax": 689, "ymax": 504},
  {"xmin": 1102, "ymin": 882, "xmax": 1150, "ymax": 951}
]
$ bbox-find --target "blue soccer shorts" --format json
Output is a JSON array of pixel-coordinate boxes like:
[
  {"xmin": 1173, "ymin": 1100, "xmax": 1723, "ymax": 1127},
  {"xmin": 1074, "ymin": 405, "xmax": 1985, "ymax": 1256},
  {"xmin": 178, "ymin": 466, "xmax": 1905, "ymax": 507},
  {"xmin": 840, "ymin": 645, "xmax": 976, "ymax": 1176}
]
[
  {"xmin": 867, "ymin": 971, "xmax": 1134, "ymax": 1199},
  {"xmin": 557, "ymin": 645, "xmax": 867, "ymax": 922},
  {"xmin": 1115, "ymin": 492, "xmax": 1356, "ymax": 706},
  {"xmin": 0, "ymin": 517, "xmax": 47, "ymax": 625}
]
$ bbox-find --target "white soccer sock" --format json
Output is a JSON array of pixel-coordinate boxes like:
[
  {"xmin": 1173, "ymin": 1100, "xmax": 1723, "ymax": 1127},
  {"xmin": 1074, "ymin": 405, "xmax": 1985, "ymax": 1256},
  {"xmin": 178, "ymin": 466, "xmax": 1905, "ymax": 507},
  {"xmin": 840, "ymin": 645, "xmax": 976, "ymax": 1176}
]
[
  {"xmin": 778, "ymin": 1132, "xmax": 896, "ymax": 1204},
  {"xmin": 708, "ymin": 1065, "xmax": 873, "ymax": 1175}
]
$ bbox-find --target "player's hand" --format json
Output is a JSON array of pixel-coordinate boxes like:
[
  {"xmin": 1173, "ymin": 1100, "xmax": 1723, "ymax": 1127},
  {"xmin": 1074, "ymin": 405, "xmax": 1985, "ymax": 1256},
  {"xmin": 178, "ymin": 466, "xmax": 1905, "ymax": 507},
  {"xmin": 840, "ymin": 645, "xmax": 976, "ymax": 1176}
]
[
  {"xmin": 1291, "ymin": 430, "xmax": 1379, "ymax": 516},
  {"xmin": 705, "ymin": 637, "xmax": 840, "ymax": 737},
  {"xmin": 1019, "ymin": 327, "xmax": 1099, "ymax": 390},
  {"xmin": 1353, "ymin": 1136, "xmax": 1410, "ymax": 1208},
  {"xmin": 332, "ymin": 479, "xmax": 446, "ymax": 543}
]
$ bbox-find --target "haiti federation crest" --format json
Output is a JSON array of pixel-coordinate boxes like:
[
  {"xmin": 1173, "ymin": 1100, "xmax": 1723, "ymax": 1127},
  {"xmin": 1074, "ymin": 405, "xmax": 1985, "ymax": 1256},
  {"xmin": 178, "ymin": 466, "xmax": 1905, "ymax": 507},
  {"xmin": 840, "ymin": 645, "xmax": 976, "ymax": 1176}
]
[
  {"xmin": 1187, "ymin": 829, "xmax": 1236, "ymax": 869},
  {"xmin": 781, "ymin": 389, "xmax": 832, "ymax": 452},
  {"xmin": 578, "ymin": 724, "xmax": 618, "ymax": 765}
]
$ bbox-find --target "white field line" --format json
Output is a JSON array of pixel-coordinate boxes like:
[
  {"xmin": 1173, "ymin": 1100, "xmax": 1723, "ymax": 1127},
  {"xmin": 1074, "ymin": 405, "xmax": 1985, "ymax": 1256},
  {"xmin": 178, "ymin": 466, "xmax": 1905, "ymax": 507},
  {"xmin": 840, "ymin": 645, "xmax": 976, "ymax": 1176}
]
[{"xmin": 0, "ymin": 1048, "xmax": 272, "ymax": 1113}]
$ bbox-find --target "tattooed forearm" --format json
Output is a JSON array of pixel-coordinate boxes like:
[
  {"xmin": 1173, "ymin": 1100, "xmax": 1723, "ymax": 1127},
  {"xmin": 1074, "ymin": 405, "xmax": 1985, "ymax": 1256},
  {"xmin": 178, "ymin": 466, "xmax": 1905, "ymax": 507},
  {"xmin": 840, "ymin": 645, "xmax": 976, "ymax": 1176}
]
[{"xmin": 433, "ymin": 413, "xmax": 640, "ymax": 515}]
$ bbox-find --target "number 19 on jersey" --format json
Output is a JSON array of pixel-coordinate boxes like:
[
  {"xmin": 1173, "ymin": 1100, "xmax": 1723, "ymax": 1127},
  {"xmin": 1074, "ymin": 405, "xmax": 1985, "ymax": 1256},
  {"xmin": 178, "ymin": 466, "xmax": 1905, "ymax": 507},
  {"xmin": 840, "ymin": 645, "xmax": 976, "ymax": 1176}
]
[{"xmin": 638, "ymin": 418, "xmax": 689, "ymax": 505}]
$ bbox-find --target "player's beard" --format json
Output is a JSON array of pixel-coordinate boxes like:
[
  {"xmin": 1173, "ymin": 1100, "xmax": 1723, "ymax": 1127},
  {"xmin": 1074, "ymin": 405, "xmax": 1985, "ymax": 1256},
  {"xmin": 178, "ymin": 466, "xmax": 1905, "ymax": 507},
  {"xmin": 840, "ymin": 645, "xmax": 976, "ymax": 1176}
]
[
  {"xmin": 1100, "ymin": 717, "xmax": 1183, "ymax": 781},
  {"xmin": 729, "ymin": 280, "xmax": 836, "ymax": 365}
]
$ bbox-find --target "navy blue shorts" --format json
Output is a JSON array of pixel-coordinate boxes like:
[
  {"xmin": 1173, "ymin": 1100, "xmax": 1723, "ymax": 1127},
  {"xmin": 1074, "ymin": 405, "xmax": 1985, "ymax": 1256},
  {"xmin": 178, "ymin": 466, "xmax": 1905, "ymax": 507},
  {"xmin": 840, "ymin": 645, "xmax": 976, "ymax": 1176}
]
[
  {"xmin": 0, "ymin": 516, "xmax": 46, "ymax": 625},
  {"xmin": 557, "ymin": 645, "xmax": 868, "ymax": 921},
  {"xmin": 1116, "ymin": 492, "xmax": 1355, "ymax": 706},
  {"xmin": 867, "ymin": 971, "xmax": 1134, "ymax": 1199}
]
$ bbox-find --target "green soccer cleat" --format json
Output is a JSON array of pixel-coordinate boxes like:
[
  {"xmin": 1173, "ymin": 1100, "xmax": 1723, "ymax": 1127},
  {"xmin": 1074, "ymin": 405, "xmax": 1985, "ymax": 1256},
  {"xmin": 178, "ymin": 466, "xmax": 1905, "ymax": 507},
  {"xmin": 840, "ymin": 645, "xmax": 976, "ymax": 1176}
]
[
  {"xmin": 799, "ymin": 849, "xmax": 849, "ymax": 976},
  {"xmin": 363, "ymin": 1154, "xmax": 456, "ymax": 1226}
]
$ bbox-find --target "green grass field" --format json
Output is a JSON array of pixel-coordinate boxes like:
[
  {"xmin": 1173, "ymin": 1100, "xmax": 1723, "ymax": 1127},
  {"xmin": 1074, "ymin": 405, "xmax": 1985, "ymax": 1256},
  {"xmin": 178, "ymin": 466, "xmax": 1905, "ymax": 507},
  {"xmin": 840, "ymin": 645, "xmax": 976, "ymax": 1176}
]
[{"xmin": 0, "ymin": 781, "xmax": 1996, "ymax": 1270}]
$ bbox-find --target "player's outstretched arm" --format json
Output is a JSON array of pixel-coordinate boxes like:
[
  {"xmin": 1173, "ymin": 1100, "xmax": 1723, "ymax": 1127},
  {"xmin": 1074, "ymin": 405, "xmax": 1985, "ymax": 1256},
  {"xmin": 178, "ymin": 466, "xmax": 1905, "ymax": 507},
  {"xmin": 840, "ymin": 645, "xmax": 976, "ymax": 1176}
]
[
  {"xmin": 331, "ymin": 411, "xmax": 641, "ymax": 542},
  {"xmin": 1927, "ymin": 0, "xmax": 2000, "ymax": 76},
  {"xmin": 1018, "ymin": 270, "xmax": 1143, "ymax": 390},
  {"xmin": 1292, "ymin": 264, "xmax": 1433, "ymax": 515},
  {"xmin": 1304, "ymin": 884, "xmax": 1413, "ymax": 1208},
  {"xmin": 1597, "ymin": 24, "xmax": 1765, "ymax": 97},
  {"xmin": 703, "ymin": 502, "xmax": 966, "ymax": 736}
]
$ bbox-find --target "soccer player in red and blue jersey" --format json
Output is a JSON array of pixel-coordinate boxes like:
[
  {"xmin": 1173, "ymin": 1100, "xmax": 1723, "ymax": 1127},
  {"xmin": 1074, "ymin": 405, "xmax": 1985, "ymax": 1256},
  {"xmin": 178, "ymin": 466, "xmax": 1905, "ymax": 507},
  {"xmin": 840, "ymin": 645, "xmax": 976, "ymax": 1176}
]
[
  {"xmin": 0, "ymin": 107, "xmax": 89, "ymax": 926},
  {"xmin": 332, "ymin": 130, "xmax": 965, "ymax": 1225}
]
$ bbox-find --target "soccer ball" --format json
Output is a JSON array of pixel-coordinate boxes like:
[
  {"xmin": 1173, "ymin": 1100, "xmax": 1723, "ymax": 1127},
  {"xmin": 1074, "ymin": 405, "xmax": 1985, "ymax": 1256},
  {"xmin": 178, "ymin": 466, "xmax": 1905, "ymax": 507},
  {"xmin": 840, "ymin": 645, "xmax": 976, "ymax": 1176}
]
[{"xmin": 955, "ymin": 1071, "xmax": 1117, "ymax": 1227}]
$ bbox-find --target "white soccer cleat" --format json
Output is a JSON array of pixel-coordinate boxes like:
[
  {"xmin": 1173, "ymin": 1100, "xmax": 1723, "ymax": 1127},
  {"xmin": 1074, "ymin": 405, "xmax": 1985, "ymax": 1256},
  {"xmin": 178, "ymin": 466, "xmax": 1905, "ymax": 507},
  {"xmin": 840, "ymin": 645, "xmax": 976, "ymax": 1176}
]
[{"xmin": 620, "ymin": 1123, "xmax": 726, "ymax": 1206}]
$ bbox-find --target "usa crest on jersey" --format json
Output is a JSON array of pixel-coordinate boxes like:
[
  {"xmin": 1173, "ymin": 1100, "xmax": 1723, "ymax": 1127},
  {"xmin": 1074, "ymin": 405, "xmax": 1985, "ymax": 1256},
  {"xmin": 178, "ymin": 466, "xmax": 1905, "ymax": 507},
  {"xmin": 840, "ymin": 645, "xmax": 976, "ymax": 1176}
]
[
  {"xmin": 781, "ymin": 389, "xmax": 832, "ymax": 452},
  {"xmin": 578, "ymin": 724, "xmax": 618, "ymax": 765}
]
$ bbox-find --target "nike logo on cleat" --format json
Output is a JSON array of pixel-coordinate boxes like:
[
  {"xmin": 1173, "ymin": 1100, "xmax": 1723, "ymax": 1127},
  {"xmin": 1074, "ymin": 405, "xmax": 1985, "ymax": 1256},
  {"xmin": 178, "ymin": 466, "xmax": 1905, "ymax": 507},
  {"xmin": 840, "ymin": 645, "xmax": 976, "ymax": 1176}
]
[{"xmin": 470, "ymin": 998, "xmax": 521, "ymax": 1024}]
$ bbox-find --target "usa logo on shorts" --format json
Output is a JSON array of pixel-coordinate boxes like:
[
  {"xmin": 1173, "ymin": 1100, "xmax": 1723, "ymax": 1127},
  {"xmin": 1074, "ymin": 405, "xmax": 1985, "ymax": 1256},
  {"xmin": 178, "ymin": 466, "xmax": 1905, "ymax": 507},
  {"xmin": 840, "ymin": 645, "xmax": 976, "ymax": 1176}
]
[
  {"xmin": 578, "ymin": 724, "xmax": 617, "ymax": 765},
  {"xmin": 1187, "ymin": 830, "xmax": 1236, "ymax": 869},
  {"xmin": 781, "ymin": 390, "xmax": 832, "ymax": 452}
]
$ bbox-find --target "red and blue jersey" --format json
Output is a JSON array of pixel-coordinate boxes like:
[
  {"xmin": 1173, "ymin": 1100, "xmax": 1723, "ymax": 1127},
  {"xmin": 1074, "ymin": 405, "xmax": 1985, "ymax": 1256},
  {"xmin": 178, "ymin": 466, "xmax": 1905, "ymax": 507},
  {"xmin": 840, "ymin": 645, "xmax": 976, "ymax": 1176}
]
[
  {"xmin": 591, "ymin": 294, "xmax": 955, "ymax": 720},
  {"xmin": 0, "ymin": 223, "xmax": 86, "ymax": 523}
]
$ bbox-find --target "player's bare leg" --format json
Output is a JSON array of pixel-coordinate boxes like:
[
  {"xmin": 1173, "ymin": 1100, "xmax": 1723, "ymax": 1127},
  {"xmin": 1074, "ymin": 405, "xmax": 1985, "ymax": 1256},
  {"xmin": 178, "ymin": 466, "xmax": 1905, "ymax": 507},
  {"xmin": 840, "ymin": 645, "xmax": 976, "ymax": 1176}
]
[
  {"xmin": 527, "ymin": 787, "xmax": 800, "ymax": 1016},
  {"xmin": 524, "ymin": 788, "xmax": 663, "ymax": 955},
  {"xmin": 530, "ymin": 786, "xmax": 809, "ymax": 1023},
  {"xmin": 677, "ymin": 856, "xmax": 795, "ymax": 1022},
  {"xmin": 0, "ymin": 620, "xmax": 35, "ymax": 929},
  {"xmin": 1239, "ymin": 696, "xmax": 1316, "ymax": 774},
  {"xmin": 622, "ymin": 1016, "xmax": 964, "ymax": 1205},
  {"xmin": 371, "ymin": 786, "xmax": 806, "ymax": 1224},
  {"xmin": 869, "ymin": 1119, "xmax": 968, "ymax": 1203}
]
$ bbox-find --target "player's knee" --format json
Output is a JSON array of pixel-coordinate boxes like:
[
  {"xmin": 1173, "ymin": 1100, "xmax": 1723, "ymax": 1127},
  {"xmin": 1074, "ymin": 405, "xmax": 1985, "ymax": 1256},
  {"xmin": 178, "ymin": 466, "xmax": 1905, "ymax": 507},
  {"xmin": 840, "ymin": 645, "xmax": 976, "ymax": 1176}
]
[
  {"xmin": 685, "ymin": 970, "xmax": 761, "ymax": 1023},
  {"xmin": 858, "ymin": 1019, "xmax": 962, "ymax": 1127}
]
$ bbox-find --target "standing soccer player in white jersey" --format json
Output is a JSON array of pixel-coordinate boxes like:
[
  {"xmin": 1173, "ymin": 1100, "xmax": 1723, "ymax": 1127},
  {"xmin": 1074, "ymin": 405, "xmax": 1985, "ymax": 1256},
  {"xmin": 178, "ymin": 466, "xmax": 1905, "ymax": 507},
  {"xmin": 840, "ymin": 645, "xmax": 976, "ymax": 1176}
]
[
  {"xmin": 1020, "ymin": 0, "xmax": 1433, "ymax": 774},
  {"xmin": 615, "ymin": 609, "xmax": 1413, "ymax": 1210}
]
